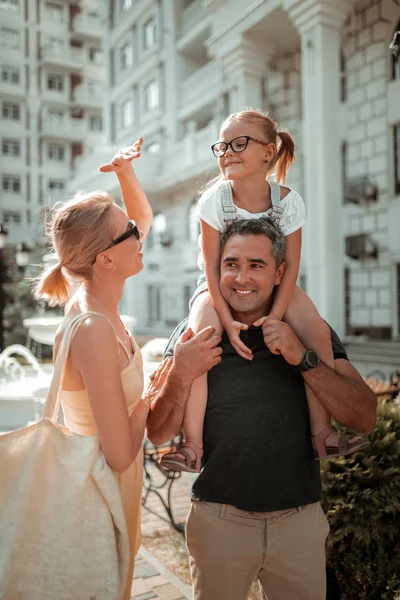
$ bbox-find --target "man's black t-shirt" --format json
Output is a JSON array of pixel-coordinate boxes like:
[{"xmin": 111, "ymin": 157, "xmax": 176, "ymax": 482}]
[{"xmin": 164, "ymin": 319, "xmax": 348, "ymax": 512}]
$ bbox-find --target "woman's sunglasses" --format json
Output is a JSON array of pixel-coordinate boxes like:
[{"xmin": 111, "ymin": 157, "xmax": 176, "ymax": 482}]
[{"xmin": 91, "ymin": 220, "xmax": 141, "ymax": 265}]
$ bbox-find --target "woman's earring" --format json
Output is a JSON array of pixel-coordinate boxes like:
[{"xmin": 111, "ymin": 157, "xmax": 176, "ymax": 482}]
[
  {"xmin": 265, "ymin": 160, "xmax": 269, "ymax": 164},
  {"xmin": 112, "ymin": 266, "xmax": 116, "ymax": 272}
]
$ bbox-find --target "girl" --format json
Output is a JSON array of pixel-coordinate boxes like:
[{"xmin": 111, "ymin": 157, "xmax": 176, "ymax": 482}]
[
  {"xmin": 160, "ymin": 109, "xmax": 368, "ymax": 472},
  {"xmin": 34, "ymin": 141, "xmax": 152, "ymax": 600}
]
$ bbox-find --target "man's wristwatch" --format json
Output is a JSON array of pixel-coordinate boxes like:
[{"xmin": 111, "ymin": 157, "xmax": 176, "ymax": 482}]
[{"xmin": 295, "ymin": 349, "xmax": 320, "ymax": 372}]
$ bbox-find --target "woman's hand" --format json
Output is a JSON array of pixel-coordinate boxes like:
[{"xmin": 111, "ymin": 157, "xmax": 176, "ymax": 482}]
[
  {"xmin": 99, "ymin": 138, "xmax": 143, "ymax": 173},
  {"xmin": 224, "ymin": 320, "xmax": 252, "ymax": 361},
  {"xmin": 143, "ymin": 357, "xmax": 173, "ymax": 408}
]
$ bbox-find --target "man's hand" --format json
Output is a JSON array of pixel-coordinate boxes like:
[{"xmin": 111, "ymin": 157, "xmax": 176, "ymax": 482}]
[
  {"xmin": 253, "ymin": 317, "xmax": 306, "ymax": 366},
  {"xmin": 99, "ymin": 138, "xmax": 143, "ymax": 173},
  {"xmin": 173, "ymin": 326, "xmax": 222, "ymax": 384}
]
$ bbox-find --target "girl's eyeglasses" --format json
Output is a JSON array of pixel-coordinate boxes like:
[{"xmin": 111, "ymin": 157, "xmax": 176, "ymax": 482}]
[
  {"xmin": 91, "ymin": 220, "xmax": 141, "ymax": 265},
  {"xmin": 211, "ymin": 135, "xmax": 269, "ymax": 158}
]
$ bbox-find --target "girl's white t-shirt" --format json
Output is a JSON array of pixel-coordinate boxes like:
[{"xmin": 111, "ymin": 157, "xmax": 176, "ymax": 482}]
[
  {"xmin": 195, "ymin": 181, "xmax": 305, "ymax": 236},
  {"xmin": 194, "ymin": 181, "xmax": 306, "ymax": 271}
]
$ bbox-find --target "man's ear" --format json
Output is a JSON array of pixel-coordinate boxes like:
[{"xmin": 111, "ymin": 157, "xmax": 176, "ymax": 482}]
[{"xmin": 274, "ymin": 261, "xmax": 286, "ymax": 286}]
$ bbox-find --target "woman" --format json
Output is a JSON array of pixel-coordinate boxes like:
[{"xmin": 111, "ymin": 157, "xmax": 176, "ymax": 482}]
[{"xmin": 34, "ymin": 140, "xmax": 152, "ymax": 599}]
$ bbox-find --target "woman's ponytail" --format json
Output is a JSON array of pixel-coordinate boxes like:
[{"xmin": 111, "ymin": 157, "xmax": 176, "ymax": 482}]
[{"xmin": 33, "ymin": 261, "xmax": 70, "ymax": 307}]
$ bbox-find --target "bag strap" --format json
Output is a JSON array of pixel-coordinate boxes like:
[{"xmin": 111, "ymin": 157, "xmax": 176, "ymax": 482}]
[
  {"xmin": 269, "ymin": 181, "xmax": 284, "ymax": 223},
  {"xmin": 42, "ymin": 311, "xmax": 111, "ymax": 423}
]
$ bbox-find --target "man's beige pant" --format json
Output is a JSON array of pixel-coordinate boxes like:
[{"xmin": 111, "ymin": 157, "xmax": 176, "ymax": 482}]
[{"xmin": 186, "ymin": 500, "xmax": 329, "ymax": 600}]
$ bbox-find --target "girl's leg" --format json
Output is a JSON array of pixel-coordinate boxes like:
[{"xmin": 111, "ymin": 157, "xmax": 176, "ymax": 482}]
[
  {"xmin": 284, "ymin": 286, "xmax": 368, "ymax": 460},
  {"xmin": 160, "ymin": 292, "xmax": 223, "ymax": 473}
]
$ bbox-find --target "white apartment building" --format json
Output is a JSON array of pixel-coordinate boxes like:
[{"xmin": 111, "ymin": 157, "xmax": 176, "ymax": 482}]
[
  {"xmin": 71, "ymin": 0, "xmax": 400, "ymax": 344},
  {"xmin": 0, "ymin": 0, "xmax": 106, "ymax": 246}
]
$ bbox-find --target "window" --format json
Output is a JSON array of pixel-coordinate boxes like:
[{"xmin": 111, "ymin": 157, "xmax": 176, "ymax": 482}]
[
  {"xmin": 3, "ymin": 211, "xmax": 21, "ymax": 223},
  {"xmin": 89, "ymin": 47, "xmax": 101, "ymax": 63},
  {"xmin": 121, "ymin": 0, "xmax": 132, "ymax": 10},
  {"xmin": 2, "ymin": 138, "xmax": 20, "ymax": 156},
  {"xmin": 47, "ymin": 73, "xmax": 64, "ymax": 91},
  {"xmin": 89, "ymin": 115, "xmax": 102, "ymax": 131},
  {"xmin": 2, "ymin": 175, "xmax": 21, "ymax": 193},
  {"xmin": 120, "ymin": 43, "xmax": 133, "ymax": 70},
  {"xmin": 392, "ymin": 22, "xmax": 400, "ymax": 81},
  {"xmin": 341, "ymin": 141, "xmax": 348, "ymax": 202},
  {"xmin": 147, "ymin": 284, "xmax": 162, "ymax": 325},
  {"xmin": 48, "ymin": 143, "xmax": 65, "ymax": 161},
  {"xmin": 121, "ymin": 99, "xmax": 133, "ymax": 127},
  {"xmin": 340, "ymin": 52, "xmax": 347, "ymax": 103},
  {"xmin": 2, "ymin": 65, "xmax": 20, "ymax": 84},
  {"xmin": 143, "ymin": 18, "xmax": 156, "ymax": 50},
  {"xmin": 144, "ymin": 80, "xmax": 158, "ymax": 111},
  {"xmin": 395, "ymin": 124, "xmax": 400, "ymax": 195},
  {"xmin": 2, "ymin": 102, "xmax": 20, "ymax": 120},
  {"xmin": 48, "ymin": 108, "xmax": 64, "ymax": 120},
  {"xmin": 45, "ymin": 2, "xmax": 63, "ymax": 22},
  {"xmin": 0, "ymin": 0, "xmax": 19, "ymax": 10},
  {"xmin": 48, "ymin": 180, "xmax": 65, "ymax": 196},
  {"xmin": 0, "ymin": 27, "xmax": 20, "ymax": 49}
]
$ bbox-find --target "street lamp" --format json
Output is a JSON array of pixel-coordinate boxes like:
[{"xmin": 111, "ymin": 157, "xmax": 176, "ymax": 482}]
[
  {"xmin": 0, "ymin": 223, "xmax": 9, "ymax": 352},
  {"xmin": 15, "ymin": 243, "xmax": 32, "ymax": 272}
]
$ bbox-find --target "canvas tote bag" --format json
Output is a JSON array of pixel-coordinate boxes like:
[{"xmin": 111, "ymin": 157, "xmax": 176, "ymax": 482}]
[{"xmin": 0, "ymin": 312, "xmax": 129, "ymax": 600}]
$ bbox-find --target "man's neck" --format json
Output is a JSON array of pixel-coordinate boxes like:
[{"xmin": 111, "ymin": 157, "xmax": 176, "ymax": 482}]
[{"xmin": 232, "ymin": 303, "xmax": 273, "ymax": 327}]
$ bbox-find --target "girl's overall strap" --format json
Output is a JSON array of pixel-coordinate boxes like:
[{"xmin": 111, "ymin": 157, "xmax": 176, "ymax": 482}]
[
  {"xmin": 269, "ymin": 181, "xmax": 284, "ymax": 223},
  {"xmin": 42, "ymin": 311, "xmax": 111, "ymax": 422},
  {"xmin": 220, "ymin": 181, "xmax": 237, "ymax": 225}
]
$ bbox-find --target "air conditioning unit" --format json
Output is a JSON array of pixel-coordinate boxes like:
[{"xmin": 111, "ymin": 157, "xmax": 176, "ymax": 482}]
[
  {"xmin": 345, "ymin": 233, "xmax": 378, "ymax": 260},
  {"xmin": 344, "ymin": 176, "xmax": 378, "ymax": 206}
]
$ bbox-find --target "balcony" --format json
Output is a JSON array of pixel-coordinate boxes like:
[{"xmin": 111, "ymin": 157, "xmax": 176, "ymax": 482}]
[
  {"xmin": 41, "ymin": 117, "xmax": 86, "ymax": 141},
  {"xmin": 72, "ymin": 85, "xmax": 103, "ymax": 109},
  {"xmin": 72, "ymin": 14, "xmax": 105, "ymax": 39},
  {"xmin": 40, "ymin": 45, "xmax": 85, "ymax": 70},
  {"xmin": 179, "ymin": 61, "xmax": 221, "ymax": 115},
  {"xmin": 179, "ymin": 0, "xmax": 207, "ymax": 37}
]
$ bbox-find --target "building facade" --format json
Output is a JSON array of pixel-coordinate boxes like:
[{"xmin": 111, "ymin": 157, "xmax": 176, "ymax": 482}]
[
  {"xmin": 71, "ymin": 0, "xmax": 400, "ymax": 341},
  {"xmin": 0, "ymin": 0, "xmax": 106, "ymax": 246}
]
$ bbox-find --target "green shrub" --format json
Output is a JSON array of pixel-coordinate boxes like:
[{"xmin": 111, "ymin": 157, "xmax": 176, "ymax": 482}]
[{"xmin": 321, "ymin": 398, "xmax": 400, "ymax": 600}]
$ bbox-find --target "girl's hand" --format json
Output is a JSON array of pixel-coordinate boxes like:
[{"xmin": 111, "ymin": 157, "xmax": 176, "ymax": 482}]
[
  {"xmin": 225, "ymin": 320, "xmax": 252, "ymax": 361},
  {"xmin": 99, "ymin": 138, "xmax": 143, "ymax": 173}
]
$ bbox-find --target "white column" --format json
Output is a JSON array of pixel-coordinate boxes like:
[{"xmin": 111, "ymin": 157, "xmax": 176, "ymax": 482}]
[
  {"xmin": 213, "ymin": 38, "xmax": 267, "ymax": 113},
  {"xmin": 285, "ymin": 0, "xmax": 349, "ymax": 336}
]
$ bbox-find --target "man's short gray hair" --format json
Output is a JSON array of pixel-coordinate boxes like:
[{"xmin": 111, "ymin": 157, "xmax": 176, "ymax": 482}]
[{"xmin": 220, "ymin": 218, "xmax": 286, "ymax": 266}]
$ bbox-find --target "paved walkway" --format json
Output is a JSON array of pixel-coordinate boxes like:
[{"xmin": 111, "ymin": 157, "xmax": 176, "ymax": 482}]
[
  {"xmin": 131, "ymin": 548, "xmax": 192, "ymax": 600},
  {"xmin": 131, "ymin": 465, "xmax": 193, "ymax": 600}
]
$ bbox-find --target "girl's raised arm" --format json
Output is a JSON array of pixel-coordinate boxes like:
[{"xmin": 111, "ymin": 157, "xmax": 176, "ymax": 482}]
[{"xmin": 100, "ymin": 138, "xmax": 153, "ymax": 240}]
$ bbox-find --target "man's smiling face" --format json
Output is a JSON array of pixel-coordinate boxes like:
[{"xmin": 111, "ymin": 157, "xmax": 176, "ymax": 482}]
[{"xmin": 220, "ymin": 233, "xmax": 286, "ymax": 324}]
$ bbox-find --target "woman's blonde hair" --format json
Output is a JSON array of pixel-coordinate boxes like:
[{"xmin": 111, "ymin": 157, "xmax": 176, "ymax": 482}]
[
  {"xmin": 202, "ymin": 108, "xmax": 295, "ymax": 195},
  {"xmin": 34, "ymin": 191, "xmax": 115, "ymax": 306}
]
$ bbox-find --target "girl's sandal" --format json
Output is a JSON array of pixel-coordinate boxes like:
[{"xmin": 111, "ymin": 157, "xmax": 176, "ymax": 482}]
[
  {"xmin": 159, "ymin": 441, "xmax": 203, "ymax": 473},
  {"xmin": 312, "ymin": 425, "xmax": 370, "ymax": 461}
]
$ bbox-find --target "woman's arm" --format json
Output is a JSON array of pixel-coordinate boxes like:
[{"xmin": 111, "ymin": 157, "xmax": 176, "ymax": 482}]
[
  {"xmin": 70, "ymin": 317, "xmax": 148, "ymax": 472},
  {"xmin": 100, "ymin": 139, "xmax": 153, "ymax": 240},
  {"xmin": 269, "ymin": 228, "xmax": 301, "ymax": 320},
  {"xmin": 202, "ymin": 221, "xmax": 252, "ymax": 359}
]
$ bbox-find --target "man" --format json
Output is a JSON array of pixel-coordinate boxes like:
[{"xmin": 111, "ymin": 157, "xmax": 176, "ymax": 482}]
[{"xmin": 146, "ymin": 218, "xmax": 376, "ymax": 600}]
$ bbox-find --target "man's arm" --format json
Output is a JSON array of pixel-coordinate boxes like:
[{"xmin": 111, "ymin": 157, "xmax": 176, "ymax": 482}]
[
  {"xmin": 145, "ymin": 326, "xmax": 222, "ymax": 446},
  {"xmin": 303, "ymin": 358, "xmax": 377, "ymax": 434},
  {"xmin": 256, "ymin": 318, "xmax": 377, "ymax": 434}
]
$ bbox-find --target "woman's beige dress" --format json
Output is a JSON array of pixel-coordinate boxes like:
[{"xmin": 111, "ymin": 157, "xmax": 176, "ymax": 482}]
[{"xmin": 60, "ymin": 333, "xmax": 144, "ymax": 600}]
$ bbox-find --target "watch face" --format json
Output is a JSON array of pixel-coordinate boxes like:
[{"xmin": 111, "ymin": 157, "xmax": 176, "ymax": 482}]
[{"xmin": 306, "ymin": 350, "xmax": 320, "ymax": 368}]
